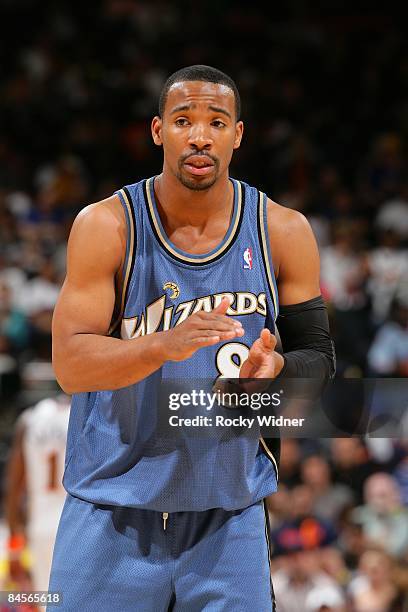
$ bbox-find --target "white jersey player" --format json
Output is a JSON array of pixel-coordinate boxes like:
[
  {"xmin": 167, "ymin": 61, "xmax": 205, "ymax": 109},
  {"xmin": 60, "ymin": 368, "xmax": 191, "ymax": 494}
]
[{"xmin": 4, "ymin": 394, "xmax": 71, "ymax": 593}]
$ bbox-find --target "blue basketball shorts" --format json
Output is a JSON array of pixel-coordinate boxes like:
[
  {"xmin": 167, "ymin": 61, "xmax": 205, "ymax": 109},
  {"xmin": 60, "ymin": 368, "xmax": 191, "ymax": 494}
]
[{"xmin": 47, "ymin": 494, "xmax": 275, "ymax": 611}]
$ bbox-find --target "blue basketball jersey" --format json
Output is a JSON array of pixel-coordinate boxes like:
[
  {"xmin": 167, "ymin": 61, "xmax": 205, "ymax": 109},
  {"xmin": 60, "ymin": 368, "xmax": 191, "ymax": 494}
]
[{"xmin": 63, "ymin": 177, "xmax": 280, "ymax": 511}]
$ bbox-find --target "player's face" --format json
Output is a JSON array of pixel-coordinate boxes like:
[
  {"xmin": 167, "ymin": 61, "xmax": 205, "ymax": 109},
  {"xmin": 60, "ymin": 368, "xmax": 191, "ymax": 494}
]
[{"xmin": 152, "ymin": 81, "xmax": 243, "ymax": 191}]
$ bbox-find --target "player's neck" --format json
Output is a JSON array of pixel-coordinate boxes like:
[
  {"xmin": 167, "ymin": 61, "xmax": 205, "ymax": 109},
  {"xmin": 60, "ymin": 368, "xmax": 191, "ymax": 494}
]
[{"xmin": 154, "ymin": 171, "xmax": 233, "ymax": 228}]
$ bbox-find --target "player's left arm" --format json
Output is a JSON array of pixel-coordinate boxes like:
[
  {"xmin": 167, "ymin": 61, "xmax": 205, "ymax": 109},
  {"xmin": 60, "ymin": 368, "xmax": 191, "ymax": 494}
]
[
  {"xmin": 240, "ymin": 199, "xmax": 335, "ymax": 381},
  {"xmin": 271, "ymin": 199, "xmax": 335, "ymax": 379}
]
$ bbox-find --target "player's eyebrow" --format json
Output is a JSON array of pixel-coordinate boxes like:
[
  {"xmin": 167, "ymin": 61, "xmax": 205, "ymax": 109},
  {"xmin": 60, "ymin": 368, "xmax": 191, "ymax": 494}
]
[
  {"xmin": 170, "ymin": 103, "xmax": 232, "ymax": 119},
  {"xmin": 170, "ymin": 104, "xmax": 192, "ymax": 114},
  {"xmin": 208, "ymin": 105, "xmax": 231, "ymax": 119}
]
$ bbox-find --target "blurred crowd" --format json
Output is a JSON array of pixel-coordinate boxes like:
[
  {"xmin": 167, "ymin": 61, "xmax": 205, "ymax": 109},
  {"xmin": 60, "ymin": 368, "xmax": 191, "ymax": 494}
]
[
  {"xmin": 269, "ymin": 438, "xmax": 408, "ymax": 611},
  {"xmin": 0, "ymin": 2, "xmax": 407, "ymax": 382},
  {"xmin": 0, "ymin": 2, "xmax": 407, "ymax": 610}
]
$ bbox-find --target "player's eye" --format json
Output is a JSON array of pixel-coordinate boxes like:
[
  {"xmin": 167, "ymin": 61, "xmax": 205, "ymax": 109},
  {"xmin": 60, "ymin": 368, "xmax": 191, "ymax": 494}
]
[
  {"xmin": 212, "ymin": 120, "xmax": 226, "ymax": 128},
  {"xmin": 175, "ymin": 118, "xmax": 189, "ymax": 126}
]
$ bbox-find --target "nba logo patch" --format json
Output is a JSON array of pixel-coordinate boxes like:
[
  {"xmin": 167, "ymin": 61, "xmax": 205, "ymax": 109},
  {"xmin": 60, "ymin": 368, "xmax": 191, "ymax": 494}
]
[{"xmin": 243, "ymin": 247, "xmax": 253, "ymax": 270}]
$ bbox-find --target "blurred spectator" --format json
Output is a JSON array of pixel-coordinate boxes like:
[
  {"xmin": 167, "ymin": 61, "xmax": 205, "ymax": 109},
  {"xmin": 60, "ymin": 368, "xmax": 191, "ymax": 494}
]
[
  {"xmin": 305, "ymin": 583, "xmax": 346, "ymax": 612},
  {"xmin": 17, "ymin": 260, "xmax": 60, "ymax": 319},
  {"xmin": 272, "ymin": 550, "xmax": 344, "ymax": 612},
  {"xmin": 270, "ymin": 485, "xmax": 338, "ymax": 557},
  {"xmin": 368, "ymin": 292, "xmax": 408, "ymax": 376},
  {"xmin": 277, "ymin": 439, "xmax": 302, "ymax": 488},
  {"xmin": 271, "ymin": 515, "xmax": 337, "ymax": 558},
  {"xmin": 17, "ymin": 259, "xmax": 61, "ymax": 360},
  {"xmin": 0, "ymin": 252, "xmax": 27, "ymax": 308},
  {"xmin": 33, "ymin": 155, "xmax": 89, "ymax": 221},
  {"xmin": 364, "ymin": 133, "xmax": 406, "ymax": 200},
  {"xmin": 0, "ymin": 281, "xmax": 29, "ymax": 358},
  {"xmin": 365, "ymin": 438, "xmax": 399, "ymax": 466},
  {"xmin": 367, "ymin": 227, "xmax": 408, "ymax": 325},
  {"xmin": 287, "ymin": 484, "xmax": 315, "ymax": 519},
  {"xmin": 320, "ymin": 221, "xmax": 368, "ymax": 312},
  {"xmin": 348, "ymin": 549, "xmax": 402, "ymax": 612},
  {"xmin": 337, "ymin": 516, "xmax": 367, "ymax": 572},
  {"xmin": 301, "ymin": 455, "xmax": 355, "ymax": 523},
  {"xmin": 393, "ymin": 453, "xmax": 408, "ymax": 506},
  {"xmin": 320, "ymin": 221, "xmax": 371, "ymax": 373},
  {"xmin": 0, "ymin": 202, "xmax": 20, "ymax": 254},
  {"xmin": 330, "ymin": 438, "xmax": 378, "ymax": 504},
  {"xmin": 266, "ymin": 484, "xmax": 291, "ymax": 530},
  {"xmin": 309, "ymin": 165, "xmax": 342, "ymax": 218},
  {"xmin": 375, "ymin": 197, "xmax": 408, "ymax": 240},
  {"xmin": 351, "ymin": 473, "xmax": 408, "ymax": 559},
  {"xmin": 319, "ymin": 547, "xmax": 351, "ymax": 590}
]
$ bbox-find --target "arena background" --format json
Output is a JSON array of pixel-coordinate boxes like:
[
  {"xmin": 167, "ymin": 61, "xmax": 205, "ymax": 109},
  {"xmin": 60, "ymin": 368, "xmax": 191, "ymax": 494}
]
[{"xmin": 0, "ymin": 2, "xmax": 407, "ymax": 611}]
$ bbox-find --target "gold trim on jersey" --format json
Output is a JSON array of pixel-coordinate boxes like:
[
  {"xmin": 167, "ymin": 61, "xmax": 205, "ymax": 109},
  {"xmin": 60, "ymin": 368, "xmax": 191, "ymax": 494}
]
[
  {"xmin": 262, "ymin": 498, "xmax": 276, "ymax": 610},
  {"xmin": 258, "ymin": 192, "xmax": 278, "ymax": 320},
  {"xmin": 108, "ymin": 188, "xmax": 135, "ymax": 335},
  {"xmin": 145, "ymin": 177, "xmax": 242, "ymax": 264},
  {"xmin": 259, "ymin": 436, "xmax": 279, "ymax": 482}
]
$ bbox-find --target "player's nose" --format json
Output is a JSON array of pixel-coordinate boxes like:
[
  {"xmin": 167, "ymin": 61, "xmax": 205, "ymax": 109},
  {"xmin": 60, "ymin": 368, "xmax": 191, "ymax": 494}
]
[{"xmin": 188, "ymin": 123, "xmax": 213, "ymax": 149}]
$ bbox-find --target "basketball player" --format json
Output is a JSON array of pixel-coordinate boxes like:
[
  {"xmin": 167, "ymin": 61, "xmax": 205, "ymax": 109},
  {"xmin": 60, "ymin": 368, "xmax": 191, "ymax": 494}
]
[
  {"xmin": 4, "ymin": 394, "xmax": 71, "ymax": 595},
  {"xmin": 48, "ymin": 65, "xmax": 335, "ymax": 611}
]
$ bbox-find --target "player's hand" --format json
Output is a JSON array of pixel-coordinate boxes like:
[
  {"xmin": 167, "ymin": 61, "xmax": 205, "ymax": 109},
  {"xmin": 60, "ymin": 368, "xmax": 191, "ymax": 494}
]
[
  {"xmin": 239, "ymin": 329, "xmax": 284, "ymax": 391},
  {"xmin": 162, "ymin": 297, "xmax": 244, "ymax": 362}
]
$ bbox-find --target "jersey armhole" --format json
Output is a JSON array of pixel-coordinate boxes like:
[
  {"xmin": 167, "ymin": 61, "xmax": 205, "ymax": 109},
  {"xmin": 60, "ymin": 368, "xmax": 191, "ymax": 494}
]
[
  {"xmin": 257, "ymin": 191, "xmax": 279, "ymax": 320},
  {"xmin": 259, "ymin": 436, "xmax": 280, "ymax": 482},
  {"xmin": 108, "ymin": 187, "xmax": 137, "ymax": 336}
]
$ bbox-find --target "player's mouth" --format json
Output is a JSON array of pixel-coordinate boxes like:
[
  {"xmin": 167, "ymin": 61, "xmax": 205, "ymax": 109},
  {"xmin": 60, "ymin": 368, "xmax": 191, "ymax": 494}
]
[{"xmin": 183, "ymin": 155, "xmax": 215, "ymax": 176}]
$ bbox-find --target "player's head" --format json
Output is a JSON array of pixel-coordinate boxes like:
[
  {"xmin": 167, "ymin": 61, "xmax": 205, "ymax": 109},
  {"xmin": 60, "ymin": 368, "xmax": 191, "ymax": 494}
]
[
  {"xmin": 152, "ymin": 65, "xmax": 243, "ymax": 191},
  {"xmin": 158, "ymin": 65, "xmax": 241, "ymax": 121}
]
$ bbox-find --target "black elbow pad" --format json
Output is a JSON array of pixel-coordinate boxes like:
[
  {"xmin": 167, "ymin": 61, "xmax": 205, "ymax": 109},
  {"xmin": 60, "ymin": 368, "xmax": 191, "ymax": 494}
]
[{"xmin": 276, "ymin": 295, "xmax": 336, "ymax": 380}]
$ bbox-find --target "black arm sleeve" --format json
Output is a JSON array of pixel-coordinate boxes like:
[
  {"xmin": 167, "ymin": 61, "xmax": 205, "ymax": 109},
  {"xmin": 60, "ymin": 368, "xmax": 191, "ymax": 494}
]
[{"xmin": 275, "ymin": 295, "xmax": 336, "ymax": 381}]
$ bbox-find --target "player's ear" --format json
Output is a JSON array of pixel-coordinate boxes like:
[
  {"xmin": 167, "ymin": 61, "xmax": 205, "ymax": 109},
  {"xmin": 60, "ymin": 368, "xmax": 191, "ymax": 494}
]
[
  {"xmin": 233, "ymin": 121, "xmax": 244, "ymax": 149},
  {"xmin": 151, "ymin": 116, "xmax": 163, "ymax": 146}
]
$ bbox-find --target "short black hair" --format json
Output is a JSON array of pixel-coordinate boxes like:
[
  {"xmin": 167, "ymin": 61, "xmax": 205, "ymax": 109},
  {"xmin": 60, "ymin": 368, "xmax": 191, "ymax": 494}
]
[{"xmin": 159, "ymin": 64, "xmax": 241, "ymax": 120}]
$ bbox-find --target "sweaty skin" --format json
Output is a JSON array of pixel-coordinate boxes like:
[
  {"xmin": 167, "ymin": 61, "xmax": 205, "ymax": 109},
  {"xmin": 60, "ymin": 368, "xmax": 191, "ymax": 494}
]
[{"xmin": 52, "ymin": 81, "xmax": 321, "ymax": 394}]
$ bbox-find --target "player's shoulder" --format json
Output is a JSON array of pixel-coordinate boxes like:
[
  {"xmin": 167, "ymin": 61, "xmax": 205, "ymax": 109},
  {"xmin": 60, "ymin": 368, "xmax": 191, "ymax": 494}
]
[
  {"xmin": 15, "ymin": 406, "xmax": 35, "ymax": 432},
  {"xmin": 21, "ymin": 398, "xmax": 56, "ymax": 423},
  {"xmin": 263, "ymin": 197, "xmax": 318, "ymax": 274},
  {"xmin": 73, "ymin": 193, "xmax": 125, "ymax": 233},
  {"xmin": 67, "ymin": 194, "xmax": 126, "ymax": 265},
  {"xmin": 265, "ymin": 197, "xmax": 311, "ymax": 238},
  {"xmin": 13, "ymin": 400, "xmax": 47, "ymax": 436}
]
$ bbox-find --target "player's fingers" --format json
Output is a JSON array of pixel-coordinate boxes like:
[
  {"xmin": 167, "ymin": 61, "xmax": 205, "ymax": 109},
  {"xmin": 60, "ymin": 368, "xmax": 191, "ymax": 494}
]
[
  {"xmin": 269, "ymin": 332, "xmax": 277, "ymax": 351},
  {"xmin": 246, "ymin": 339, "xmax": 264, "ymax": 363},
  {"xmin": 216, "ymin": 327, "xmax": 245, "ymax": 339},
  {"xmin": 194, "ymin": 328, "xmax": 244, "ymax": 342},
  {"xmin": 211, "ymin": 296, "xmax": 231, "ymax": 315},
  {"xmin": 204, "ymin": 316, "xmax": 243, "ymax": 333},
  {"xmin": 190, "ymin": 323, "xmax": 245, "ymax": 347},
  {"xmin": 190, "ymin": 335, "xmax": 221, "ymax": 346},
  {"xmin": 196, "ymin": 319, "xmax": 242, "ymax": 333},
  {"xmin": 218, "ymin": 328, "xmax": 244, "ymax": 339},
  {"xmin": 202, "ymin": 313, "xmax": 242, "ymax": 325},
  {"xmin": 260, "ymin": 328, "xmax": 274, "ymax": 351}
]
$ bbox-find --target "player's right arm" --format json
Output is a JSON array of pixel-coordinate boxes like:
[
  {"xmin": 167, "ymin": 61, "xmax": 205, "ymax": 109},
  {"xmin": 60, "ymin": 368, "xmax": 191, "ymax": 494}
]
[
  {"xmin": 52, "ymin": 196, "xmax": 243, "ymax": 394},
  {"xmin": 4, "ymin": 418, "xmax": 32, "ymax": 585},
  {"xmin": 4, "ymin": 419, "xmax": 27, "ymax": 537}
]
